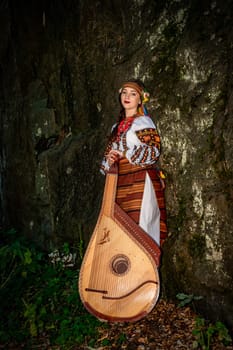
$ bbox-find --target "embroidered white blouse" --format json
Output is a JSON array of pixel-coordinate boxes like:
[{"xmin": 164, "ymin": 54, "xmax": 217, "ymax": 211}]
[{"xmin": 101, "ymin": 115, "xmax": 160, "ymax": 173}]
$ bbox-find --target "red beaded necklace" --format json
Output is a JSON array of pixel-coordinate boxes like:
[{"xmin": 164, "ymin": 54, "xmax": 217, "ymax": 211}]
[{"xmin": 117, "ymin": 115, "xmax": 136, "ymax": 137}]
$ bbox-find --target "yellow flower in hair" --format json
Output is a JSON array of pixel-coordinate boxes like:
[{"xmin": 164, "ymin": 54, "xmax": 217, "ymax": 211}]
[{"xmin": 142, "ymin": 91, "xmax": 150, "ymax": 103}]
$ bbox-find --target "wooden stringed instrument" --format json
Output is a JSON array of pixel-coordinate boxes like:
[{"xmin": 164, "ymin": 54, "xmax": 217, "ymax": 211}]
[{"xmin": 78, "ymin": 163, "xmax": 161, "ymax": 322}]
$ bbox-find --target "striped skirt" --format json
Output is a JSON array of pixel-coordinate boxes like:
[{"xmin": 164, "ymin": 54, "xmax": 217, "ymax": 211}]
[{"xmin": 116, "ymin": 158, "xmax": 167, "ymax": 246}]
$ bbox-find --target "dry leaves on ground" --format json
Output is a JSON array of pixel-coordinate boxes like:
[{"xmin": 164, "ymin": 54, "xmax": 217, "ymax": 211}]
[{"xmin": 80, "ymin": 299, "xmax": 233, "ymax": 350}]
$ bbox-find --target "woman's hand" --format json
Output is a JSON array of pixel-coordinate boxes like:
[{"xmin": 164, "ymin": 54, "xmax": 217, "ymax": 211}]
[{"xmin": 107, "ymin": 150, "xmax": 123, "ymax": 166}]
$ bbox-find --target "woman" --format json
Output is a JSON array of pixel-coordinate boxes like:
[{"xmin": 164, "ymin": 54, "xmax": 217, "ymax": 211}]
[{"xmin": 100, "ymin": 79, "xmax": 167, "ymax": 247}]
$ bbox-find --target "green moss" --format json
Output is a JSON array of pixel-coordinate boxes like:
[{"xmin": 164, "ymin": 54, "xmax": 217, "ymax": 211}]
[
  {"xmin": 176, "ymin": 254, "xmax": 188, "ymax": 275},
  {"xmin": 162, "ymin": 252, "xmax": 188, "ymax": 299},
  {"xmin": 173, "ymin": 197, "xmax": 187, "ymax": 232},
  {"xmin": 188, "ymin": 234, "xmax": 206, "ymax": 258}
]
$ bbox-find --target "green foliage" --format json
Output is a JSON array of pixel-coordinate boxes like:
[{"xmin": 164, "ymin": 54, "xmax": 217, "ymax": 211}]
[
  {"xmin": 0, "ymin": 228, "xmax": 101, "ymax": 348},
  {"xmin": 176, "ymin": 293, "xmax": 203, "ymax": 307},
  {"xmin": 192, "ymin": 317, "xmax": 232, "ymax": 350},
  {"xmin": 101, "ymin": 338, "xmax": 112, "ymax": 346},
  {"xmin": 117, "ymin": 332, "xmax": 127, "ymax": 345},
  {"xmin": 176, "ymin": 293, "xmax": 232, "ymax": 349}
]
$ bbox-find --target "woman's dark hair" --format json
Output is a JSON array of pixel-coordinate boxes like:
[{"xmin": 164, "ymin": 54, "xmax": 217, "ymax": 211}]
[{"xmin": 110, "ymin": 78, "xmax": 146, "ymax": 140}]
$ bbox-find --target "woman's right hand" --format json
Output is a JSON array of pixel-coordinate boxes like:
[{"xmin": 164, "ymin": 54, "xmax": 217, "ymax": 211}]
[{"xmin": 107, "ymin": 150, "xmax": 123, "ymax": 166}]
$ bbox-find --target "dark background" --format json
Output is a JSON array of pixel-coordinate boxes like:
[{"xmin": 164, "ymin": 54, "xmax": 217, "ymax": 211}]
[{"xmin": 0, "ymin": 0, "xmax": 233, "ymax": 328}]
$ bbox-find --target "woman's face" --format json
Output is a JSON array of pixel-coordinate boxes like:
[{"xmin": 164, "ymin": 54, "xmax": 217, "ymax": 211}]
[{"xmin": 120, "ymin": 87, "xmax": 141, "ymax": 115}]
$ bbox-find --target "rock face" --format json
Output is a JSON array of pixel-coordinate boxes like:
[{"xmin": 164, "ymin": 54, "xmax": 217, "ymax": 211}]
[{"xmin": 0, "ymin": 0, "xmax": 232, "ymax": 327}]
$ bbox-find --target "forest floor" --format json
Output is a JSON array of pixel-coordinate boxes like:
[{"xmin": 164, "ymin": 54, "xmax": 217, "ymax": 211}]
[
  {"xmin": 79, "ymin": 299, "xmax": 233, "ymax": 350},
  {"xmin": 2, "ymin": 299, "xmax": 232, "ymax": 349}
]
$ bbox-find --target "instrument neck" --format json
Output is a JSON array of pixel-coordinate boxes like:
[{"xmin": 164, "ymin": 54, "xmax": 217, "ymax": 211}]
[{"xmin": 102, "ymin": 166, "xmax": 118, "ymax": 216}]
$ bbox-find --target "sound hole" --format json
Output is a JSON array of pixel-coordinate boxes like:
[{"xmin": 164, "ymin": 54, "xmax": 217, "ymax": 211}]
[{"xmin": 111, "ymin": 254, "xmax": 130, "ymax": 276}]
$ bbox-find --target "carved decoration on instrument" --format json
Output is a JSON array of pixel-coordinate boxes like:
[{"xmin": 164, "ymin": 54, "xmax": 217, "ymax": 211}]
[{"xmin": 98, "ymin": 227, "xmax": 110, "ymax": 244}]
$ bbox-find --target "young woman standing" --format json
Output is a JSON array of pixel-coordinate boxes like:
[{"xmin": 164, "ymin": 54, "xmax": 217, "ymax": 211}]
[{"xmin": 101, "ymin": 79, "xmax": 167, "ymax": 247}]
